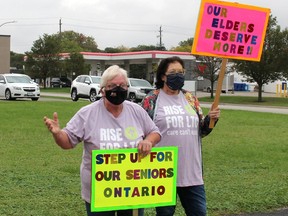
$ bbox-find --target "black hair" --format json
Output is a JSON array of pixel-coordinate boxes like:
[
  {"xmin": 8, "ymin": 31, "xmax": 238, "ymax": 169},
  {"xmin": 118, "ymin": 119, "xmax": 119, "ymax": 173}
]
[{"xmin": 155, "ymin": 56, "xmax": 185, "ymax": 89}]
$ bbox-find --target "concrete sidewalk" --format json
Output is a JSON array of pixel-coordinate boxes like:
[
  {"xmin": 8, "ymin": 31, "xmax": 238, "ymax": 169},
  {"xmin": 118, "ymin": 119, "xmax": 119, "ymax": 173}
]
[
  {"xmin": 196, "ymin": 91, "xmax": 276, "ymax": 98},
  {"xmin": 200, "ymin": 102, "xmax": 288, "ymax": 115}
]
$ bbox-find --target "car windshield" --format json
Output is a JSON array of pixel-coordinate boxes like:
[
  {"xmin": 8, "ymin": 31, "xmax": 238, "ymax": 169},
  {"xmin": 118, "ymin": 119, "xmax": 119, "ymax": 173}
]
[
  {"xmin": 6, "ymin": 76, "xmax": 32, "ymax": 83},
  {"xmin": 91, "ymin": 76, "xmax": 101, "ymax": 84},
  {"xmin": 130, "ymin": 79, "xmax": 152, "ymax": 87}
]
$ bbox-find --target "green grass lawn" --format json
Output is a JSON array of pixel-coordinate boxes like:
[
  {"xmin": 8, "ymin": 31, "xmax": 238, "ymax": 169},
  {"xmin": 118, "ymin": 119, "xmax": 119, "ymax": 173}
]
[{"xmin": 0, "ymin": 100, "xmax": 287, "ymax": 216}]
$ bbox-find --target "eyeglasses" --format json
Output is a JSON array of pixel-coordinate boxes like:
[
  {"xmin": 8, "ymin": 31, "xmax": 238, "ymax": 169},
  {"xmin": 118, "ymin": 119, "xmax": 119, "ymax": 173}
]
[
  {"xmin": 165, "ymin": 70, "xmax": 185, "ymax": 76},
  {"xmin": 105, "ymin": 83, "xmax": 129, "ymax": 90}
]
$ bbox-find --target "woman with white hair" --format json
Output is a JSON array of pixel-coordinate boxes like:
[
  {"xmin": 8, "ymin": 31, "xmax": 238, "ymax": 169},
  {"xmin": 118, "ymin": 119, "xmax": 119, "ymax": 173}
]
[{"xmin": 44, "ymin": 65, "xmax": 161, "ymax": 216}]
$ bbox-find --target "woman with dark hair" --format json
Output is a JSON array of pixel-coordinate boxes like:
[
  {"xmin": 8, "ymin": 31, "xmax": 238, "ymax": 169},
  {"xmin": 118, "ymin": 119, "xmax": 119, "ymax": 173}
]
[
  {"xmin": 141, "ymin": 56, "xmax": 220, "ymax": 216},
  {"xmin": 155, "ymin": 56, "xmax": 185, "ymax": 89}
]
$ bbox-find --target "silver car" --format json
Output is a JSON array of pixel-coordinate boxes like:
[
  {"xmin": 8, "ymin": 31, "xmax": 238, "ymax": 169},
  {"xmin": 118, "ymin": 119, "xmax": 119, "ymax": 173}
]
[{"xmin": 127, "ymin": 78, "xmax": 154, "ymax": 102}]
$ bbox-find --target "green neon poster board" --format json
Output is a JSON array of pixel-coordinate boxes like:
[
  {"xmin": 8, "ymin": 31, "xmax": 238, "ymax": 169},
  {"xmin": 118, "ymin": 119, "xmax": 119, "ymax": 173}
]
[{"xmin": 91, "ymin": 147, "xmax": 178, "ymax": 212}]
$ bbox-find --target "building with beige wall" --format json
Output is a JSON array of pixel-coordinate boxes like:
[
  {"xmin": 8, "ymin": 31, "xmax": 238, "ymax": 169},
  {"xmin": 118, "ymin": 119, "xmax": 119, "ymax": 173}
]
[{"xmin": 0, "ymin": 35, "xmax": 10, "ymax": 74}]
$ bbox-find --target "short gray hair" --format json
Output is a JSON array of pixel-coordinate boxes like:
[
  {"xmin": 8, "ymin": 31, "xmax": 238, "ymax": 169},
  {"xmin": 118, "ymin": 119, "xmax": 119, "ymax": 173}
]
[{"xmin": 100, "ymin": 65, "xmax": 128, "ymax": 88}]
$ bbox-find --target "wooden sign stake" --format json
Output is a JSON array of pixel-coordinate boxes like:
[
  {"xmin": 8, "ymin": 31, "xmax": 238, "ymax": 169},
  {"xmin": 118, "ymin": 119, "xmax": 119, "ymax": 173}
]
[
  {"xmin": 209, "ymin": 58, "xmax": 228, "ymax": 128},
  {"xmin": 133, "ymin": 209, "xmax": 139, "ymax": 216}
]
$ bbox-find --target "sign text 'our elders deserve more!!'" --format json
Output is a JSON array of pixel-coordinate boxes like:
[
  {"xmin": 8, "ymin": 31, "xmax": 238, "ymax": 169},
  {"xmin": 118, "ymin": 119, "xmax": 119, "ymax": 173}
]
[{"xmin": 192, "ymin": 0, "xmax": 270, "ymax": 61}]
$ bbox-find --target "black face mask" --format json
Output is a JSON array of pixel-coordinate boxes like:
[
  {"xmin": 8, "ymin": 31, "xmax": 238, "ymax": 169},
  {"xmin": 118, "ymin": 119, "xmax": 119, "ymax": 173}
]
[
  {"xmin": 166, "ymin": 73, "xmax": 185, "ymax": 90},
  {"xmin": 105, "ymin": 86, "xmax": 127, "ymax": 105}
]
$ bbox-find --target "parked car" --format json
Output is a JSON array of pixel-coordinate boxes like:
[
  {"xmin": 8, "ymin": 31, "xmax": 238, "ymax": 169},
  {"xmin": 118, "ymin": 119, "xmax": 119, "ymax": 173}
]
[
  {"xmin": 50, "ymin": 77, "xmax": 71, "ymax": 88},
  {"xmin": 70, "ymin": 75, "xmax": 101, "ymax": 102},
  {"xmin": 127, "ymin": 78, "xmax": 155, "ymax": 102},
  {"xmin": 0, "ymin": 73, "xmax": 40, "ymax": 101},
  {"xmin": 203, "ymin": 86, "xmax": 214, "ymax": 93},
  {"xmin": 204, "ymin": 86, "xmax": 232, "ymax": 93}
]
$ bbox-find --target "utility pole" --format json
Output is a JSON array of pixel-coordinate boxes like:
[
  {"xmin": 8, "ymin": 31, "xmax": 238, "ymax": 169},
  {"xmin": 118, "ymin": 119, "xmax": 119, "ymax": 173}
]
[
  {"xmin": 157, "ymin": 25, "xmax": 164, "ymax": 50},
  {"xmin": 59, "ymin": 18, "xmax": 62, "ymax": 38}
]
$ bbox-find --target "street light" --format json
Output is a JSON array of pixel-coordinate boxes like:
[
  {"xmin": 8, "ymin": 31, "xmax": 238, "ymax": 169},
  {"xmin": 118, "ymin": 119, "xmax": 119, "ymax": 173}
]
[{"xmin": 0, "ymin": 20, "xmax": 16, "ymax": 28}]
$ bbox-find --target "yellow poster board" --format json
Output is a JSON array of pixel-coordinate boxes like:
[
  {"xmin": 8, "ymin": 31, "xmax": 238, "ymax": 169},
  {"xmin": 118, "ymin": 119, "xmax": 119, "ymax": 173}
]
[{"xmin": 91, "ymin": 147, "xmax": 178, "ymax": 212}]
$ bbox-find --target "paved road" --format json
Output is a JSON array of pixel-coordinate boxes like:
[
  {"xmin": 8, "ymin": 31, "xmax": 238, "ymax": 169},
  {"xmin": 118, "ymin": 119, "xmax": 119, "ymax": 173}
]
[
  {"xmin": 197, "ymin": 91, "xmax": 288, "ymax": 115},
  {"xmin": 200, "ymin": 102, "xmax": 288, "ymax": 114},
  {"xmin": 39, "ymin": 92, "xmax": 71, "ymax": 101}
]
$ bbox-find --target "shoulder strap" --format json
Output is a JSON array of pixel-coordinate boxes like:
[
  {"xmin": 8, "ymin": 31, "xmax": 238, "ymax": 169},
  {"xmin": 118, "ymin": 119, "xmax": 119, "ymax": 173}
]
[{"xmin": 182, "ymin": 89, "xmax": 204, "ymax": 121}]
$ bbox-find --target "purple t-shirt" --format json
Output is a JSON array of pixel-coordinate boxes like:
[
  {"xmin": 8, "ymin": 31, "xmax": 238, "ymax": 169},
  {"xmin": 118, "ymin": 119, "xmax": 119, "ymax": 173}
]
[
  {"xmin": 153, "ymin": 89, "xmax": 203, "ymax": 187},
  {"xmin": 63, "ymin": 98, "xmax": 160, "ymax": 203}
]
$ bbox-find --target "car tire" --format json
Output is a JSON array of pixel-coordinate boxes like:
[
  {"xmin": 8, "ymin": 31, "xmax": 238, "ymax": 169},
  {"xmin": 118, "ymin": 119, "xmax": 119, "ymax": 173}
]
[
  {"xmin": 89, "ymin": 90, "xmax": 98, "ymax": 102},
  {"xmin": 128, "ymin": 93, "xmax": 137, "ymax": 103},
  {"xmin": 31, "ymin": 98, "xmax": 39, "ymax": 101},
  {"xmin": 71, "ymin": 89, "xmax": 79, "ymax": 101},
  {"xmin": 5, "ymin": 89, "xmax": 12, "ymax": 100}
]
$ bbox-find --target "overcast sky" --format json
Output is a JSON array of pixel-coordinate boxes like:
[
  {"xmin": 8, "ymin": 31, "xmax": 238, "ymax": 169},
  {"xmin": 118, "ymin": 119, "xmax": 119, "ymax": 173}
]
[{"xmin": 1, "ymin": 0, "xmax": 287, "ymax": 54}]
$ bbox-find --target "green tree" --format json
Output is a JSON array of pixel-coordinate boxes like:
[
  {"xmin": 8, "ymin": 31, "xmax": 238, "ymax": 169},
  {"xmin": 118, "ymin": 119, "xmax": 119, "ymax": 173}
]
[
  {"xmin": 24, "ymin": 34, "xmax": 61, "ymax": 88},
  {"xmin": 130, "ymin": 45, "xmax": 163, "ymax": 52},
  {"xmin": 57, "ymin": 31, "xmax": 99, "ymax": 77},
  {"xmin": 129, "ymin": 64, "xmax": 148, "ymax": 80},
  {"xmin": 279, "ymin": 28, "xmax": 288, "ymax": 79},
  {"xmin": 58, "ymin": 31, "xmax": 99, "ymax": 52},
  {"xmin": 171, "ymin": 38, "xmax": 193, "ymax": 52},
  {"xmin": 233, "ymin": 16, "xmax": 286, "ymax": 102},
  {"xmin": 194, "ymin": 56, "xmax": 222, "ymax": 98},
  {"xmin": 64, "ymin": 52, "xmax": 91, "ymax": 80},
  {"xmin": 10, "ymin": 52, "xmax": 25, "ymax": 71},
  {"xmin": 104, "ymin": 46, "xmax": 129, "ymax": 53}
]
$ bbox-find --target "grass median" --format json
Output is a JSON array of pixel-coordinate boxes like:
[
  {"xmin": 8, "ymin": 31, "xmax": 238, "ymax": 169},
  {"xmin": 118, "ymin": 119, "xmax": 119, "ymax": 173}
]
[
  {"xmin": 41, "ymin": 87, "xmax": 71, "ymax": 93},
  {"xmin": 0, "ymin": 100, "xmax": 287, "ymax": 216}
]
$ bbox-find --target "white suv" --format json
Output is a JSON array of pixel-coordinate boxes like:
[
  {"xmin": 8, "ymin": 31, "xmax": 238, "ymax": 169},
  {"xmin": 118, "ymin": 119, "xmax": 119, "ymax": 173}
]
[
  {"xmin": 127, "ymin": 78, "xmax": 154, "ymax": 102},
  {"xmin": 0, "ymin": 73, "xmax": 40, "ymax": 101},
  {"xmin": 70, "ymin": 75, "xmax": 101, "ymax": 102}
]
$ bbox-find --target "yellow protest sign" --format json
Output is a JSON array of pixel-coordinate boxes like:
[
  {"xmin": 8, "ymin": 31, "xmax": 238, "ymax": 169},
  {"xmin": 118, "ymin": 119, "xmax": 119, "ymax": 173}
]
[{"xmin": 91, "ymin": 147, "xmax": 178, "ymax": 212}]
